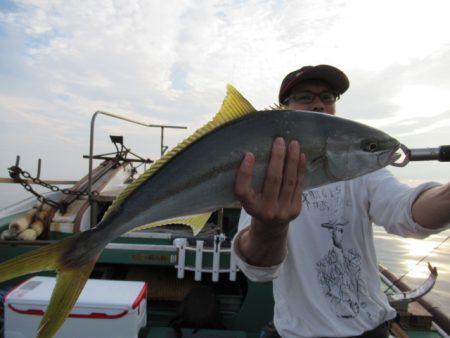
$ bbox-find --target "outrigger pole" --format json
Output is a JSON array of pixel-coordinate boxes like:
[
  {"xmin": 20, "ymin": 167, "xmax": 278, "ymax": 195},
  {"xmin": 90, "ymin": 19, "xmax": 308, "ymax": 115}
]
[{"xmin": 87, "ymin": 110, "xmax": 187, "ymax": 226}]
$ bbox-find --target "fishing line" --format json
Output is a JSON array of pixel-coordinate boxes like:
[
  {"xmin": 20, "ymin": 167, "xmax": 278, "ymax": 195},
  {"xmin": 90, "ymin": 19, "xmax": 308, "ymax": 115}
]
[{"xmin": 384, "ymin": 233, "xmax": 450, "ymax": 293}]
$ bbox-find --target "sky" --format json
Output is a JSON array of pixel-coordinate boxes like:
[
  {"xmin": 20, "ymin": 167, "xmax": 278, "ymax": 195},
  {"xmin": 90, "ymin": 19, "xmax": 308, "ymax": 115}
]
[{"xmin": 1, "ymin": 0, "xmax": 450, "ymax": 208}]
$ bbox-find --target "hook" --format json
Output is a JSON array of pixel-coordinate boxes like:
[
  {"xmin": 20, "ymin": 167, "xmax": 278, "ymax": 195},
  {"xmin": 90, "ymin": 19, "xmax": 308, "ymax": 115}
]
[{"xmin": 390, "ymin": 144, "xmax": 410, "ymax": 167}]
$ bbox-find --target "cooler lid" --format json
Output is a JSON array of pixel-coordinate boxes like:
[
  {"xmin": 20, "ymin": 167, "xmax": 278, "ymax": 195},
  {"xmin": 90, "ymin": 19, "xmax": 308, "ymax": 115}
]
[{"xmin": 5, "ymin": 276, "xmax": 147, "ymax": 310}]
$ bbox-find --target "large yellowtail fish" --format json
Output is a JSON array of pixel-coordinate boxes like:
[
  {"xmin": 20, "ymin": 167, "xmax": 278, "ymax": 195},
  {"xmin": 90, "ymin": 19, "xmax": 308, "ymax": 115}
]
[{"xmin": 0, "ymin": 85, "xmax": 400, "ymax": 337}]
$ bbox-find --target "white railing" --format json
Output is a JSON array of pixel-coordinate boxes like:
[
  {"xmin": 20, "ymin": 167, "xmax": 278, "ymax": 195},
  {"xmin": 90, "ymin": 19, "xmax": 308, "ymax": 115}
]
[{"xmin": 173, "ymin": 234, "xmax": 238, "ymax": 282}]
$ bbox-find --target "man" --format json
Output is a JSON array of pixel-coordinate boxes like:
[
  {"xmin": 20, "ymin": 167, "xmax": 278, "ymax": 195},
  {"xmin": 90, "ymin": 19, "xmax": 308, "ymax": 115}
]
[{"xmin": 231, "ymin": 65, "xmax": 450, "ymax": 338}]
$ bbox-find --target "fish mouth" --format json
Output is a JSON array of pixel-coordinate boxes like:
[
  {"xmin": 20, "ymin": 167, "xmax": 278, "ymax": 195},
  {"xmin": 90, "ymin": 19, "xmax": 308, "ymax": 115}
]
[
  {"xmin": 378, "ymin": 144, "xmax": 402, "ymax": 167},
  {"xmin": 388, "ymin": 151, "xmax": 402, "ymax": 164},
  {"xmin": 387, "ymin": 143, "xmax": 413, "ymax": 167}
]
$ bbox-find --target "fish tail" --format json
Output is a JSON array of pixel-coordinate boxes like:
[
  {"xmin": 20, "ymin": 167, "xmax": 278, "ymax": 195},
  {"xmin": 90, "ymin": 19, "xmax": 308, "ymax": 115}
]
[
  {"xmin": 0, "ymin": 232, "xmax": 104, "ymax": 338},
  {"xmin": 36, "ymin": 259, "xmax": 98, "ymax": 338},
  {"xmin": 0, "ymin": 235, "xmax": 77, "ymax": 281}
]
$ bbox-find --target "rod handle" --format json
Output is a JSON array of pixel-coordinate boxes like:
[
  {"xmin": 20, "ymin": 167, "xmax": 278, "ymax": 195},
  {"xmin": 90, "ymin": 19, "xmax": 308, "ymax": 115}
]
[
  {"xmin": 438, "ymin": 145, "xmax": 450, "ymax": 161},
  {"xmin": 409, "ymin": 145, "xmax": 450, "ymax": 162}
]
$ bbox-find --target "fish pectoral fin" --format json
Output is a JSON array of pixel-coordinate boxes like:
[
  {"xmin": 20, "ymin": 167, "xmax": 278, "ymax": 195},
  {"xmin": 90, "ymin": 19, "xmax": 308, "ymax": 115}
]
[
  {"xmin": 131, "ymin": 212, "xmax": 212, "ymax": 236},
  {"xmin": 307, "ymin": 155, "xmax": 326, "ymax": 172},
  {"xmin": 325, "ymin": 148, "xmax": 350, "ymax": 180},
  {"xmin": 37, "ymin": 261, "xmax": 97, "ymax": 338}
]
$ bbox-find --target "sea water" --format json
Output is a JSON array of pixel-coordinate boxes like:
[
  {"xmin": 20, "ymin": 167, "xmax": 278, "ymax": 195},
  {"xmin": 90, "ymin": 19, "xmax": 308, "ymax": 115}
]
[{"xmin": 374, "ymin": 226, "xmax": 450, "ymax": 315}]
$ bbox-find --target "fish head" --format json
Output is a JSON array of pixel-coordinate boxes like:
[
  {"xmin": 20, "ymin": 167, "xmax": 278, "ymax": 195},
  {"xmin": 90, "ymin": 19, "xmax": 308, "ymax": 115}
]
[{"xmin": 325, "ymin": 125, "xmax": 400, "ymax": 180}]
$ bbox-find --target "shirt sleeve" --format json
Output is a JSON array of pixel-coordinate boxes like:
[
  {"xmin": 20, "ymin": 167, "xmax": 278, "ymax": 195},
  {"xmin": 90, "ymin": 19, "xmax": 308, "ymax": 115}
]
[
  {"xmin": 231, "ymin": 208, "xmax": 285, "ymax": 282},
  {"xmin": 364, "ymin": 169, "xmax": 449, "ymax": 238}
]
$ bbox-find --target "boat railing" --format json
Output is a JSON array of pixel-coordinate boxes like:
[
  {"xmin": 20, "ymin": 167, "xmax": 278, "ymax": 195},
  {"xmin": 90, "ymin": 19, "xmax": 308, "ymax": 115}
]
[
  {"xmin": 0, "ymin": 156, "xmax": 77, "ymax": 185},
  {"xmin": 173, "ymin": 234, "xmax": 238, "ymax": 282},
  {"xmin": 102, "ymin": 233, "xmax": 238, "ymax": 283}
]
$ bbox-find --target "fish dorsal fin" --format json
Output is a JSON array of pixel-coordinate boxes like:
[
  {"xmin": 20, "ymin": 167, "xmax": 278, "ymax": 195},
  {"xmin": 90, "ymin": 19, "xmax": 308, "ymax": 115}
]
[
  {"xmin": 212, "ymin": 84, "xmax": 257, "ymax": 124},
  {"xmin": 103, "ymin": 84, "xmax": 256, "ymax": 220}
]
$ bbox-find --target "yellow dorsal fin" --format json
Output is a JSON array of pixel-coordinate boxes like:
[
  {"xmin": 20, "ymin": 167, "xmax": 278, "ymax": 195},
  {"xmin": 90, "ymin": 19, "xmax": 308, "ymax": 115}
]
[
  {"xmin": 103, "ymin": 84, "xmax": 256, "ymax": 220},
  {"xmin": 130, "ymin": 212, "xmax": 212, "ymax": 236},
  {"xmin": 212, "ymin": 84, "xmax": 257, "ymax": 124}
]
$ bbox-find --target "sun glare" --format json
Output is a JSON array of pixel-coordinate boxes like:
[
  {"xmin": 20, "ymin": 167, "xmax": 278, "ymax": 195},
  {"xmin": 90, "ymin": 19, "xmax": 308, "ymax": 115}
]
[
  {"xmin": 403, "ymin": 259, "xmax": 433, "ymax": 279},
  {"xmin": 399, "ymin": 238, "xmax": 438, "ymax": 278},
  {"xmin": 403, "ymin": 237, "xmax": 438, "ymax": 257}
]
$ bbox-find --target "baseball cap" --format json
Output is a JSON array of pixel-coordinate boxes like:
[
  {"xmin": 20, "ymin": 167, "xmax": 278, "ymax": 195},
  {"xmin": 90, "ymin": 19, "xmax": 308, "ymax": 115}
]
[{"xmin": 278, "ymin": 65, "xmax": 349, "ymax": 103}]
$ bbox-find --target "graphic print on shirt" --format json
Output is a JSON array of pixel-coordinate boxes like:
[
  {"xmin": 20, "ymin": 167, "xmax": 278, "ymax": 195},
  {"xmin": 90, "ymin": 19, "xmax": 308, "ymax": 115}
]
[
  {"xmin": 316, "ymin": 221, "xmax": 365, "ymax": 318},
  {"xmin": 303, "ymin": 185, "xmax": 371, "ymax": 320}
]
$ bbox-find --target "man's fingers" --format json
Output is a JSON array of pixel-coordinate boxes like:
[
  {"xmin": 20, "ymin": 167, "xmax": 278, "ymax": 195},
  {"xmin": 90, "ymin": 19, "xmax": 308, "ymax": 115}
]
[
  {"xmin": 234, "ymin": 139, "xmax": 305, "ymax": 224},
  {"xmin": 262, "ymin": 137, "xmax": 286, "ymax": 204},
  {"xmin": 234, "ymin": 152, "xmax": 256, "ymax": 206},
  {"xmin": 279, "ymin": 140, "xmax": 300, "ymax": 205},
  {"xmin": 292, "ymin": 152, "xmax": 306, "ymax": 209}
]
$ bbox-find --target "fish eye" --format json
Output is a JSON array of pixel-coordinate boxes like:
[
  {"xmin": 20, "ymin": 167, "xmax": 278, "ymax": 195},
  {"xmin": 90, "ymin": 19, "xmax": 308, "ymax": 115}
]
[{"xmin": 362, "ymin": 140, "xmax": 379, "ymax": 152}]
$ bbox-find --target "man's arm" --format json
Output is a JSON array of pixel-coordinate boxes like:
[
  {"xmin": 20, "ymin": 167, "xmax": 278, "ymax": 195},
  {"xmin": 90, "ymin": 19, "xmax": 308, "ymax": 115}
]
[
  {"xmin": 412, "ymin": 183, "xmax": 450, "ymax": 229},
  {"xmin": 234, "ymin": 138, "xmax": 306, "ymax": 267}
]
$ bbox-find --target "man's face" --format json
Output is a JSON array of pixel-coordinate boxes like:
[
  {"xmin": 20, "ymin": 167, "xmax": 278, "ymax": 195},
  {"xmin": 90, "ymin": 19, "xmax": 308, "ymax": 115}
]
[{"xmin": 285, "ymin": 80, "xmax": 337, "ymax": 115}]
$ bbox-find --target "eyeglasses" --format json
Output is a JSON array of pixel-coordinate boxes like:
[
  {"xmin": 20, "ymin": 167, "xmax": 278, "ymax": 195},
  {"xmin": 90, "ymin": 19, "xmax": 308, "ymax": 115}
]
[{"xmin": 286, "ymin": 91, "xmax": 339, "ymax": 105}]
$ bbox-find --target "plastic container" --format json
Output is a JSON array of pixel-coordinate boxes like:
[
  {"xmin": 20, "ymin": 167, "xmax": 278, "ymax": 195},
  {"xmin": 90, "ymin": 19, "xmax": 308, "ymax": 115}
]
[{"xmin": 4, "ymin": 276, "xmax": 147, "ymax": 338}]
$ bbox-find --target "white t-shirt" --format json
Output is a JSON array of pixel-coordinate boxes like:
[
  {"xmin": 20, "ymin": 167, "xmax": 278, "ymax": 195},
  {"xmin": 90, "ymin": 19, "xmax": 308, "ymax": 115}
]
[{"xmin": 232, "ymin": 169, "xmax": 445, "ymax": 338}]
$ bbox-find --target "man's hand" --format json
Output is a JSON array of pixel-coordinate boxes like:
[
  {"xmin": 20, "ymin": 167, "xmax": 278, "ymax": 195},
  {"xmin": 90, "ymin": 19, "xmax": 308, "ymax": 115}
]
[
  {"xmin": 233, "ymin": 137, "xmax": 306, "ymax": 266},
  {"xmin": 235, "ymin": 137, "xmax": 306, "ymax": 229}
]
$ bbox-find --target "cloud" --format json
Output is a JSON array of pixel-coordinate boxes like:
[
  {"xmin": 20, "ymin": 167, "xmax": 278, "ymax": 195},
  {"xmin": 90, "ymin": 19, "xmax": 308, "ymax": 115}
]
[{"xmin": 1, "ymin": 0, "xmax": 450, "ymax": 201}]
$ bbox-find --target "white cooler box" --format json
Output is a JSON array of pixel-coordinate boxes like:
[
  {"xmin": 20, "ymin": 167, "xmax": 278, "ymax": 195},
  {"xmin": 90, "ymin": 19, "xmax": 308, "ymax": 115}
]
[{"xmin": 4, "ymin": 276, "xmax": 148, "ymax": 338}]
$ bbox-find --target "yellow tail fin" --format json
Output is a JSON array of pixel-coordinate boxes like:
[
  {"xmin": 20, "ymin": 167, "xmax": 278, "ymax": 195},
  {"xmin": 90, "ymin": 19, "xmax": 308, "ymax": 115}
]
[
  {"xmin": 0, "ymin": 235, "xmax": 76, "ymax": 280},
  {"xmin": 0, "ymin": 234, "xmax": 100, "ymax": 338},
  {"xmin": 37, "ymin": 260, "xmax": 98, "ymax": 338}
]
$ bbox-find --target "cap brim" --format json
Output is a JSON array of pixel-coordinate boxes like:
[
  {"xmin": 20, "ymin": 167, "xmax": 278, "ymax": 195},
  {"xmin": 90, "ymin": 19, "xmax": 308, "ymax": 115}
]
[
  {"xmin": 279, "ymin": 65, "xmax": 349, "ymax": 103},
  {"xmin": 300, "ymin": 65, "xmax": 349, "ymax": 94}
]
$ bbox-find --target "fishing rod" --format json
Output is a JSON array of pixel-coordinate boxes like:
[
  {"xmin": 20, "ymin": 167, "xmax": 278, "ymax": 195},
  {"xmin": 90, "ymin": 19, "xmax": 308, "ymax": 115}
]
[{"xmin": 391, "ymin": 144, "xmax": 450, "ymax": 167}]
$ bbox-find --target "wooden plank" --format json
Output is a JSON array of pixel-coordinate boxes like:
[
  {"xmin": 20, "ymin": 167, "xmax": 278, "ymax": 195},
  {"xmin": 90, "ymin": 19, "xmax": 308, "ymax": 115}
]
[
  {"xmin": 396, "ymin": 302, "xmax": 433, "ymax": 329},
  {"xmin": 0, "ymin": 177, "xmax": 76, "ymax": 184}
]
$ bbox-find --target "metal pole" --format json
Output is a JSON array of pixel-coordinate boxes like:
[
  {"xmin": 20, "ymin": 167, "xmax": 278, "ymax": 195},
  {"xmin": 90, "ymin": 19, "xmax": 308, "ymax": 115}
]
[
  {"xmin": 161, "ymin": 126, "xmax": 165, "ymax": 156},
  {"xmin": 147, "ymin": 124, "xmax": 187, "ymax": 156},
  {"xmin": 88, "ymin": 110, "xmax": 187, "ymax": 227}
]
